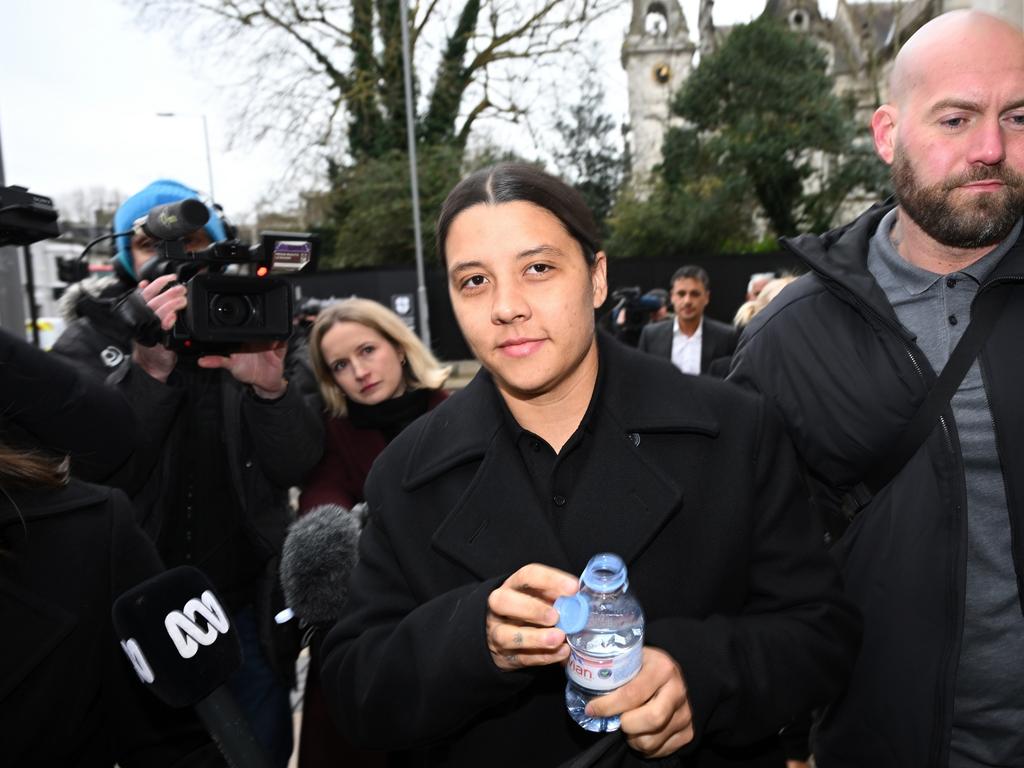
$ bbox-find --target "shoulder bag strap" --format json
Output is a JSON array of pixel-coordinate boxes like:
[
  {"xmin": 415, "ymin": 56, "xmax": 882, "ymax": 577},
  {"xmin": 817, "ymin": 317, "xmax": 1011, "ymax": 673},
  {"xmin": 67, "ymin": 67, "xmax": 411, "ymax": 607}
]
[{"xmin": 839, "ymin": 285, "xmax": 1011, "ymax": 522}]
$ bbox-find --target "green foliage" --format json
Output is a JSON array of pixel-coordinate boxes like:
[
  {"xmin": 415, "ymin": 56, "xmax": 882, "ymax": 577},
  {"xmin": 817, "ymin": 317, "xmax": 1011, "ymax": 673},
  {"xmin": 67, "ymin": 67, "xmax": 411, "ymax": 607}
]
[
  {"xmin": 605, "ymin": 176, "xmax": 757, "ymax": 259},
  {"xmin": 321, "ymin": 145, "xmax": 460, "ymax": 268},
  {"xmin": 665, "ymin": 16, "xmax": 887, "ymax": 239},
  {"xmin": 321, "ymin": 143, "xmax": 533, "ymax": 268}
]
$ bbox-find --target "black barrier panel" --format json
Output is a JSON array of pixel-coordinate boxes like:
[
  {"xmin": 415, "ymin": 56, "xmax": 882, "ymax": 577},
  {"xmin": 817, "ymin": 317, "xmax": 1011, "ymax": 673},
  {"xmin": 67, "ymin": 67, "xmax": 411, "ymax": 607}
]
[
  {"xmin": 285, "ymin": 251, "xmax": 805, "ymax": 363},
  {"xmin": 598, "ymin": 251, "xmax": 806, "ymax": 325},
  {"xmin": 286, "ymin": 267, "xmax": 472, "ymax": 362}
]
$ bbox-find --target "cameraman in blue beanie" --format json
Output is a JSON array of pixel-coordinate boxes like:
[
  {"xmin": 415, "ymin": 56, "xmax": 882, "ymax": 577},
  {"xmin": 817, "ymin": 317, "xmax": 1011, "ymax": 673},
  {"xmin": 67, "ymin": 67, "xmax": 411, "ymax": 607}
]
[
  {"xmin": 52, "ymin": 179, "xmax": 323, "ymax": 768},
  {"xmin": 55, "ymin": 179, "xmax": 228, "ymax": 373}
]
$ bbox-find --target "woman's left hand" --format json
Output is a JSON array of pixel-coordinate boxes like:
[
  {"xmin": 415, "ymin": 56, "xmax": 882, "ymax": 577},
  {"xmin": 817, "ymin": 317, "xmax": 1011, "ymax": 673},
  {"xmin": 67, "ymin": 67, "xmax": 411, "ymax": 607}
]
[{"xmin": 585, "ymin": 647, "xmax": 694, "ymax": 758}]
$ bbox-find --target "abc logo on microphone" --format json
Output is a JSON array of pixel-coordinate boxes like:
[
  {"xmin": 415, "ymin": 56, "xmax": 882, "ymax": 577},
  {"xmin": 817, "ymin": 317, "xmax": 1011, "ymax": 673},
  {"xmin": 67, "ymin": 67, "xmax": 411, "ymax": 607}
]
[{"xmin": 113, "ymin": 566, "xmax": 242, "ymax": 708}]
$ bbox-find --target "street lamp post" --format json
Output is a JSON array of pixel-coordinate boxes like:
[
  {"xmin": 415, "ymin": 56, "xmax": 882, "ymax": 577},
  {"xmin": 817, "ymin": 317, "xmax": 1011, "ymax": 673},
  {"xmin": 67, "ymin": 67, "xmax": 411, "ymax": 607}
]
[
  {"xmin": 156, "ymin": 112, "xmax": 216, "ymax": 202},
  {"xmin": 398, "ymin": 0, "xmax": 431, "ymax": 349}
]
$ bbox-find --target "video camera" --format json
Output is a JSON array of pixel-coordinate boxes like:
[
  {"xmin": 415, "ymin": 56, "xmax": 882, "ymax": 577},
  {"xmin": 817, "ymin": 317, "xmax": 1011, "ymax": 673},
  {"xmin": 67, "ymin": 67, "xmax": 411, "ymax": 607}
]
[
  {"xmin": 610, "ymin": 286, "xmax": 665, "ymax": 315},
  {"xmin": 607, "ymin": 286, "xmax": 666, "ymax": 347},
  {"xmin": 0, "ymin": 185, "xmax": 60, "ymax": 247},
  {"xmin": 120, "ymin": 199, "xmax": 319, "ymax": 356}
]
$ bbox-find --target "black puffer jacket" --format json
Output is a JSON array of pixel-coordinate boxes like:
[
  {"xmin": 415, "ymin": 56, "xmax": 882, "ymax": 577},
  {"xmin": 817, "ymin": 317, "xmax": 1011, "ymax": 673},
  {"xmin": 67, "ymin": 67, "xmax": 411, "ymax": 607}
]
[
  {"xmin": 53, "ymin": 271, "xmax": 138, "ymax": 378},
  {"xmin": 729, "ymin": 202, "xmax": 1024, "ymax": 767}
]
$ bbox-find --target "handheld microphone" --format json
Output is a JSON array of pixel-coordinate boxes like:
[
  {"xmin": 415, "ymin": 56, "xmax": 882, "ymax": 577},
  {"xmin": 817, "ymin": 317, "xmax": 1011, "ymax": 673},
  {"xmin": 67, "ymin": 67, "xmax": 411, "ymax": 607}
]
[
  {"xmin": 278, "ymin": 504, "xmax": 364, "ymax": 627},
  {"xmin": 138, "ymin": 198, "xmax": 210, "ymax": 241},
  {"xmin": 112, "ymin": 566, "xmax": 272, "ymax": 768}
]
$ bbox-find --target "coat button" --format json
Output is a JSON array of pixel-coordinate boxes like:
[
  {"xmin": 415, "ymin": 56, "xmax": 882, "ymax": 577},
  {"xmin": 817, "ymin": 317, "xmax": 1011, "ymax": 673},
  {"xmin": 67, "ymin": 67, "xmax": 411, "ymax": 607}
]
[
  {"xmin": 627, "ymin": 432, "xmax": 640, "ymax": 447},
  {"xmin": 553, "ymin": 494, "xmax": 567, "ymax": 507},
  {"xmin": 244, "ymin": 459, "xmax": 254, "ymax": 468},
  {"xmin": 948, "ymin": 315, "xmax": 958, "ymax": 326}
]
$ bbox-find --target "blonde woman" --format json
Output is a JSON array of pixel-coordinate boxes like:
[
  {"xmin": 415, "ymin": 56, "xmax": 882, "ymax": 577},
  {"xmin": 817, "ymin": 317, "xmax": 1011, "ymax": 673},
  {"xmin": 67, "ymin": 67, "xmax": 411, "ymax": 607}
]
[
  {"xmin": 299, "ymin": 297, "xmax": 450, "ymax": 512},
  {"xmin": 733, "ymin": 276, "xmax": 797, "ymax": 328}
]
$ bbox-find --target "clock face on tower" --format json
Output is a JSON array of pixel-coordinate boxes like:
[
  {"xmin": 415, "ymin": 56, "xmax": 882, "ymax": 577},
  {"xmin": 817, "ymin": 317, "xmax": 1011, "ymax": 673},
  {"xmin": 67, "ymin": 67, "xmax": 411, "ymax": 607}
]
[{"xmin": 654, "ymin": 63, "xmax": 671, "ymax": 84}]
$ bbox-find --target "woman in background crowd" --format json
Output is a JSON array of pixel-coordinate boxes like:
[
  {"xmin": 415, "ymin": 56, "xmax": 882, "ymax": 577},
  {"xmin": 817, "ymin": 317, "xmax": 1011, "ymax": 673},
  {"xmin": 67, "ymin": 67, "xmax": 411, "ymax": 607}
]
[
  {"xmin": 707, "ymin": 276, "xmax": 799, "ymax": 378},
  {"xmin": 0, "ymin": 329, "xmax": 221, "ymax": 767},
  {"xmin": 299, "ymin": 297, "xmax": 450, "ymax": 512},
  {"xmin": 733, "ymin": 276, "xmax": 797, "ymax": 329},
  {"xmin": 296, "ymin": 297, "xmax": 450, "ymax": 767}
]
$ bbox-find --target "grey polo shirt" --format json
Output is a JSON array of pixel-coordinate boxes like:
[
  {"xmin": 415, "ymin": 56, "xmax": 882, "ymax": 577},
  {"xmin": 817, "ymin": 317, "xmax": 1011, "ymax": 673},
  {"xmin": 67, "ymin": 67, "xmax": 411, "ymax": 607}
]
[{"xmin": 868, "ymin": 209, "xmax": 1024, "ymax": 767}]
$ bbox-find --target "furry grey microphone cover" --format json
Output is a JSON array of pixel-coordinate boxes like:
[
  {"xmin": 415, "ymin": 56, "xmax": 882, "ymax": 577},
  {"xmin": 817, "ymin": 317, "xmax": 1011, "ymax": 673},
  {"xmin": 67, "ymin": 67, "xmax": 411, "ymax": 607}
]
[{"xmin": 280, "ymin": 504, "xmax": 363, "ymax": 625}]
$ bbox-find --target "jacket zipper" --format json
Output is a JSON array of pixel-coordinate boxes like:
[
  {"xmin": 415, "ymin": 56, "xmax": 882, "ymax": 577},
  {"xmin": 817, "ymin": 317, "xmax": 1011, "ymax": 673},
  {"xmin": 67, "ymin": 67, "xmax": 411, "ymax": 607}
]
[
  {"xmin": 811, "ymin": 271, "xmax": 970, "ymax": 768},
  {"xmin": 973, "ymin": 279, "xmax": 1024, "ymax": 616}
]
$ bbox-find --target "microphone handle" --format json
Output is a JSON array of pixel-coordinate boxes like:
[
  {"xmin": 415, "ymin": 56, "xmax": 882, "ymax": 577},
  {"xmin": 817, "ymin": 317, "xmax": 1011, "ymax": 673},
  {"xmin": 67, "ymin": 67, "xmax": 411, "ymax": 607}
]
[{"xmin": 194, "ymin": 686, "xmax": 275, "ymax": 768}]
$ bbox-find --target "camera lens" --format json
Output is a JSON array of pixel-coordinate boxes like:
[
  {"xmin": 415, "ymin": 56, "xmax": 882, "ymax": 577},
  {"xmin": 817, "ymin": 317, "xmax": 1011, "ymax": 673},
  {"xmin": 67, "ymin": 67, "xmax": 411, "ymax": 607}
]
[{"xmin": 210, "ymin": 294, "xmax": 254, "ymax": 327}]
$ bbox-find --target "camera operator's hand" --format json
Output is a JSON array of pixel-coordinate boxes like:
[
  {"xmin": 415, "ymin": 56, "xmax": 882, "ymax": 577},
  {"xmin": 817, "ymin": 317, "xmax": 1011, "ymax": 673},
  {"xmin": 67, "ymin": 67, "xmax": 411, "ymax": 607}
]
[
  {"xmin": 198, "ymin": 341, "xmax": 289, "ymax": 400},
  {"xmin": 131, "ymin": 275, "xmax": 185, "ymax": 383}
]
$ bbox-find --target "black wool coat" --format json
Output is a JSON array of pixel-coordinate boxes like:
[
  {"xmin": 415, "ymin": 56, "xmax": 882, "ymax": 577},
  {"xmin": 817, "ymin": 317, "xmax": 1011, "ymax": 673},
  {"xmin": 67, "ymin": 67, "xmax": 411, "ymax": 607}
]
[
  {"xmin": 320, "ymin": 335, "xmax": 860, "ymax": 767},
  {"xmin": 0, "ymin": 481, "xmax": 222, "ymax": 767}
]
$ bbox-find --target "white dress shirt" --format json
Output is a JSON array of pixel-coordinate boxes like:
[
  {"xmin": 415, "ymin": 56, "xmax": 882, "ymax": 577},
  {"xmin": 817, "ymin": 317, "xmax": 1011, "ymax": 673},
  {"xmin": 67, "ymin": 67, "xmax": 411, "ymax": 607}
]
[{"xmin": 671, "ymin": 318, "xmax": 703, "ymax": 375}]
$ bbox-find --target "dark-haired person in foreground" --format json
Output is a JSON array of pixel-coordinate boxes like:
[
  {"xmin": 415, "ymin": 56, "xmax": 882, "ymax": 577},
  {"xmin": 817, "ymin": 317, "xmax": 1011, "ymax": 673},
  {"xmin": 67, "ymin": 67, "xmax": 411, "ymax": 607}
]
[
  {"xmin": 0, "ymin": 328, "xmax": 223, "ymax": 767},
  {"xmin": 320, "ymin": 163, "xmax": 859, "ymax": 766},
  {"xmin": 729, "ymin": 11, "xmax": 1024, "ymax": 767}
]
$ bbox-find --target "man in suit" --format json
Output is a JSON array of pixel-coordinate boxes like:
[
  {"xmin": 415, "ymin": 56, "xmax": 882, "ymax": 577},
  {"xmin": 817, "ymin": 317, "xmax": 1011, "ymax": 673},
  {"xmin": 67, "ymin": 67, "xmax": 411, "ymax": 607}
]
[{"xmin": 638, "ymin": 265, "xmax": 738, "ymax": 375}]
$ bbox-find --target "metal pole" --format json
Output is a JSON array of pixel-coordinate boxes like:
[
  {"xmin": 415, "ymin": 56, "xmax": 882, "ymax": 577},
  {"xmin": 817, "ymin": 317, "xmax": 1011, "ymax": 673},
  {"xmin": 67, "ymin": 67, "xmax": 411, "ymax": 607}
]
[
  {"xmin": 22, "ymin": 245, "xmax": 40, "ymax": 347},
  {"xmin": 0, "ymin": 115, "xmax": 29, "ymax": 337},
  {"xmin": 399, "ymin": 0, "xmax": 431, "ymax": 349},
  {"xmin": 156, "ymin": 112, "xmax": 217, "ymax": 202},
  {"xmin": 201, "ymin": 114, "xmax": 216, "ymax": 203}
]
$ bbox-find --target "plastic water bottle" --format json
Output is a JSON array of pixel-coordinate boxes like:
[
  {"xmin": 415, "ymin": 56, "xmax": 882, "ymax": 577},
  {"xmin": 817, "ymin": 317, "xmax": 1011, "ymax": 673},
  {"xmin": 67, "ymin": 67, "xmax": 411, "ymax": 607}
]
[{"xmin": 555, "ymin": 552, "xmax": 644, "ymax": 732}]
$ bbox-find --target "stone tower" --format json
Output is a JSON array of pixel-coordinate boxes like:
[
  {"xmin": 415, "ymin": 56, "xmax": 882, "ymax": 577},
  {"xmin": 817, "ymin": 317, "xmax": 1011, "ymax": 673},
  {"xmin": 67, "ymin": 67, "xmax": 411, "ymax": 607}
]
[{"xmin": 621, "ymin": 0, "xmax": 696, "ymax": 181}]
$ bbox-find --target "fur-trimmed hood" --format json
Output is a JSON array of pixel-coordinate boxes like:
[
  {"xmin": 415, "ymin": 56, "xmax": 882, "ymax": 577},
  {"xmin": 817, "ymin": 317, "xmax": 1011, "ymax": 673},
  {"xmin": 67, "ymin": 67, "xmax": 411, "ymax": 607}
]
[{"xmin": 58, "ymin": 274, "xmax": 129, "ymax": 325}]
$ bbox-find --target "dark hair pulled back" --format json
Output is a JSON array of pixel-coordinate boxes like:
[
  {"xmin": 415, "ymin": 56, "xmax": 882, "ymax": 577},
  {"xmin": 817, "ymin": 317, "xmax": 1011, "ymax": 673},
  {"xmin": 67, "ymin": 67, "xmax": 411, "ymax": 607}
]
[{"xmin": 436, "ymin": 163, "xmax": 601, "ymax": 267}]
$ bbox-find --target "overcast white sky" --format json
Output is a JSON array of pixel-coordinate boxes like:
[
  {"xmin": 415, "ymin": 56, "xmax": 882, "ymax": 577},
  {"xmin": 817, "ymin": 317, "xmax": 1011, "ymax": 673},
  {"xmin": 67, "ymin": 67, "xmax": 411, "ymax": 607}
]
[{"xmin": 0, "ymin": 0, "xmax": 838, "ymax": 223}]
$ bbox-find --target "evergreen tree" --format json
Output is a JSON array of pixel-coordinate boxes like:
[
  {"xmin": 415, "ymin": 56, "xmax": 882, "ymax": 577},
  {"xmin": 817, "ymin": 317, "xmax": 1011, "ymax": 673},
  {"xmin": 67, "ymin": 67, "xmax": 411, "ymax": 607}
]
[
  {"xmin": 551, "ymin": 70, "xmax": 626, "ymax": 239},
  {"xmin": 669, "ymin": 16, "xmax": 887, "ymax": 237}
]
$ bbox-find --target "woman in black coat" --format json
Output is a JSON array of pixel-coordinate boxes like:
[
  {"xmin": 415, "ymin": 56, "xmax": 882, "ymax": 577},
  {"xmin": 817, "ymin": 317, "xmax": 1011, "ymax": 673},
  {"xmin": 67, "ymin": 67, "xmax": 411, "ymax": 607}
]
[
  {"xmin": 0, "ymin": 329, "xmax": 220, "ymax": 767},
  {"xmin": 319, "ymin": 164, "xmax": 860, "ymax": 767}
]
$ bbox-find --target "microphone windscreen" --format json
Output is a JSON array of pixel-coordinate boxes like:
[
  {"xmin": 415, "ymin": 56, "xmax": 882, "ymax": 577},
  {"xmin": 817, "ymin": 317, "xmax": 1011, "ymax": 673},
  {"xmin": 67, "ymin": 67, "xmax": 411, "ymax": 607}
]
[
  {"xmin": 280, "ymin": 504, "xmax": 362, "ymax": 626},
  {"xmin": 112, "ymin": 566, "xmax": 241, "ymax": 708},
  {"xmin": 141, "ymin": 198, "xmax": 210, "ymax": 241}
]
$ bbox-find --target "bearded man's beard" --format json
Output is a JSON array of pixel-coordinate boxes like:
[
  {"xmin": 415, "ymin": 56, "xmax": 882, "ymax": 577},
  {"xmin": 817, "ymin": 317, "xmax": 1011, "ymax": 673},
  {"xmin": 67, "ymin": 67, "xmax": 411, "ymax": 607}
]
[{"xmin": 891, "ymin": 145, "xmax": 1024, "ymax": 249}]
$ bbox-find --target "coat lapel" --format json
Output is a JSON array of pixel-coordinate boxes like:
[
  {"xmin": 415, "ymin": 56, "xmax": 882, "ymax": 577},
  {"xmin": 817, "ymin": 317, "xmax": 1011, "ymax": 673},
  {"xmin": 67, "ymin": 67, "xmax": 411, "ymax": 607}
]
[
  {"xmin": 406, "ymin": 371, "xmax": 572, "ymax": 580},
  {"xmin": 563, "ymin": 407, "xmax": 687, "ymax": 571},
  {"xmin": 405, "ymin": 337, "xmax": 718, "ymax": 581},
  {"xmin": 657, "ymin": 321, "xmax": 673, "ymax": 359},
  {"xmin": 431, "ymin": 428, "xmax": 572, "ymax": 580},
  {"xmin": 0, "ymin": 577, "xmax": 75, "ymax": 703}
]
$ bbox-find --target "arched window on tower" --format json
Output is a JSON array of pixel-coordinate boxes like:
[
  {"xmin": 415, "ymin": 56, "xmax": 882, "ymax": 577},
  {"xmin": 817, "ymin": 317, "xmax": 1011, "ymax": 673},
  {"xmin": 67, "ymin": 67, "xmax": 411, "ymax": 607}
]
[{"xmin": 645, "ymin": 3, "xmax": 669, "ymax": 37}]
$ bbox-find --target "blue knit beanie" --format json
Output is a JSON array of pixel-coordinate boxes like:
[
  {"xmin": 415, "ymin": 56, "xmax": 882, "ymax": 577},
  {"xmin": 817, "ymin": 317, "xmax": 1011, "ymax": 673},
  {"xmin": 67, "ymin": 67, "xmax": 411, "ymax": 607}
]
[{"xmin": 113, "ymin": 179, "xmax": 228, "ymax": 280}]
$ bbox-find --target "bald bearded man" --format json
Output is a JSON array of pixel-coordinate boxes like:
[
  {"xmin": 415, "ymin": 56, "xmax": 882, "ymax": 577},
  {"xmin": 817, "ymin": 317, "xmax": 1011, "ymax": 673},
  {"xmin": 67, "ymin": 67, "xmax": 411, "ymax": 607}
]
[{"xmin": 729, "ymin": 11, "xmax": 1024, "ymax": 767}]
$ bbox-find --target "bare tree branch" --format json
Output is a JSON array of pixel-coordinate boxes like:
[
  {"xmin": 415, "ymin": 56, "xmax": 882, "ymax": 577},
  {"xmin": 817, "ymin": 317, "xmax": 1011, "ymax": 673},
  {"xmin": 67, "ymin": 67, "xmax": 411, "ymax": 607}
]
[{"xmin": 129, "ymin": 0, "xmax": 621, "ymax": 176}]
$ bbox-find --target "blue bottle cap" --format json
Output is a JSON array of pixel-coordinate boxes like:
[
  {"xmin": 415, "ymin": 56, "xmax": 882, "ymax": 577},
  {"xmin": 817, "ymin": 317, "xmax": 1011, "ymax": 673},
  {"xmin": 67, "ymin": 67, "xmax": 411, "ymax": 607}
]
[{"xmin": 554, "ymin": 593, "xmax": 589, "ymax": 634}]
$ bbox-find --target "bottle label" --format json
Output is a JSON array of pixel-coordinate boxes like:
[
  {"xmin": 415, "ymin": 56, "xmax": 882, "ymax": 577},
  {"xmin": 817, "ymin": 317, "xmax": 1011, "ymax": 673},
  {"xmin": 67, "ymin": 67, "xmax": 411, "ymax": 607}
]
[{"xmin": 566, "ymin": 643, "xmax": 643, "ymax": 693}]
